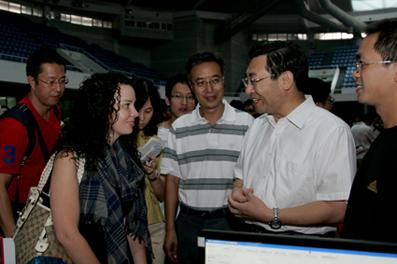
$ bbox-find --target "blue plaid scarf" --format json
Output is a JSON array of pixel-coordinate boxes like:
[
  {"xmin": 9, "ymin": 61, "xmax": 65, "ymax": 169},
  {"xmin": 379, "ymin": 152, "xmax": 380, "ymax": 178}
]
[{"xmin": 79, "ymin": 140, "xmax": 151, "ymax": 263}]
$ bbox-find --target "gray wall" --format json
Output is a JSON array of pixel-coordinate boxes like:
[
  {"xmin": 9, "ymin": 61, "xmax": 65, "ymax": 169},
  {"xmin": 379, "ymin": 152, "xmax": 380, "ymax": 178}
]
[
  {"xmin": 26, "ymin": 12, "xmax": 254, "ymax": 96},
  {"xmin": 151, "ymin": 13, "xmax": 252, "ymax": 96}
]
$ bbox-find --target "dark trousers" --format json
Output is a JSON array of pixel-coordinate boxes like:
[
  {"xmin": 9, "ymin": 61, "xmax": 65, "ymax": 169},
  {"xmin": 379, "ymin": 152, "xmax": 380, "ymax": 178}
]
[{"xmin": 175, "ymin": 205, "xmax": 232, "ymax": 264}]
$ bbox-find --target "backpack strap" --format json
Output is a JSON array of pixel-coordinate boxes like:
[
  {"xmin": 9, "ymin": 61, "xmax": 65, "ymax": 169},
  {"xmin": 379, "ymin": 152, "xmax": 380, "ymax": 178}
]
[
  {"xmin": 0, "ymin": 104, "xmax": 54, "ymax": 205},
  {"xmin": 0, "ymin": 104, "xmax": 58, "ymax": 163},
  {"xmin": 53, "ymin": 105, "xmax": 61, "ymax": 121},
  {"xmin": 0, "ymin": 104, "xmax": 36, "ymax": 166}
]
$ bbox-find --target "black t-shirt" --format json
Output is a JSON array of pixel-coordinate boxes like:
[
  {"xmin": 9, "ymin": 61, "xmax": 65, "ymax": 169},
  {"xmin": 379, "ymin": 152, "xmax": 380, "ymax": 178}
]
[{"xmin": 343, "ymin": 126, "xmax": 397, "ymax": 242}]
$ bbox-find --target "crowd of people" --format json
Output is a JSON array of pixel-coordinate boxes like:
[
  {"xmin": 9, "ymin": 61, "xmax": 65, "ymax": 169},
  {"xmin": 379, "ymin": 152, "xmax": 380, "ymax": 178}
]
[{"xmin": 0, "ymin": 18, "xmax": 396, "ymax": 264}]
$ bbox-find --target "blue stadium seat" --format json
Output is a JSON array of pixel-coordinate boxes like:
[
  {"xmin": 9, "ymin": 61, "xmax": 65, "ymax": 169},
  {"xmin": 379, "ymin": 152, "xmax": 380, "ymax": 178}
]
[{"xmin": 0, "ymin": 10, "xmax": 165, "ymax": 85}]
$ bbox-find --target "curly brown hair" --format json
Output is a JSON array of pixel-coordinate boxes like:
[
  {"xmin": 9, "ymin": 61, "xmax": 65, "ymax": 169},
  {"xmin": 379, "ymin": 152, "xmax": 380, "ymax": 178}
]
[{"xmin": 57, "ymin": 72, "xmax": 140, "ymax": 168}]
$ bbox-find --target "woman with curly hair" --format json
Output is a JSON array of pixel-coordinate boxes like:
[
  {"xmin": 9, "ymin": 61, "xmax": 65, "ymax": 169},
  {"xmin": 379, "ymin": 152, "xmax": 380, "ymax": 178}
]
[
  {"xmin": 50, "ymin": 72, "xmax": 152, "ymax": 263},
  {"xmin": 133, "ymin": 78, "xmax": 166, "ymax": 264}
]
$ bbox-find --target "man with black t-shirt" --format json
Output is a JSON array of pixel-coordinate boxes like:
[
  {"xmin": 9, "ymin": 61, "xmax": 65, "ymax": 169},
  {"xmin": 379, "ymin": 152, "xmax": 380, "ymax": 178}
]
[{"xmin": 343, "ymin": 19, "xmax": 397, "ymax": 243}]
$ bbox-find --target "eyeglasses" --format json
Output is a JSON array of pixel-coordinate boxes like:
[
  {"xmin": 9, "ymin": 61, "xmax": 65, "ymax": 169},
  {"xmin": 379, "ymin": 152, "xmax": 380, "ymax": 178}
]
[
  {"xmin": 242, "ymin": 76, "xmax": 271, "ymax": 88},
  {"xmin": 38, "ymin": 77, "xmax": 69, "ymax": 87},
  {"xmin": 171, "ymin": 94, "xmax": 195, "ymax": 102},
  {"xmin": 355, "ymin": 60, "xmax": 394, "ymax": 70},
  {"xmin": 191, "ymin": 76, "xmax": 223, "ymax": 89}
]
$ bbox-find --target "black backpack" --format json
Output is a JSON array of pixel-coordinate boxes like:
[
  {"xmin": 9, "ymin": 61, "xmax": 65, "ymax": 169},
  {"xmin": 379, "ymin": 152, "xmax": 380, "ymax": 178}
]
[
  {"xmin": 0, "ymin": 104, "xmax": 60, "ymax": 209},
  {"xmin": 0, "ymin": 104, "xmax": 60, "ymax": 166}
]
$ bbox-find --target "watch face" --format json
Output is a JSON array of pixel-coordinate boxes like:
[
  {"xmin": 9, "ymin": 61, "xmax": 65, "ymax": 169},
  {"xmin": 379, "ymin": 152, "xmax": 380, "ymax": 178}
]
[
  {"xmin": 270, "ymin": 219, "xmax": 281, "ymax": 229},
  {"xmin": 270, "ymin": 208, "xmax": 281, "ymax": 229}
]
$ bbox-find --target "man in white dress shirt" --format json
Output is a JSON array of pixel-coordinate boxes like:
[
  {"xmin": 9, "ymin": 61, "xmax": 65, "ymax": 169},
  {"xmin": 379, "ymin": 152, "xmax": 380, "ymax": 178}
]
[{"xmin": 228, "ymin": 41, "xmax": 356, "ymax": 236}]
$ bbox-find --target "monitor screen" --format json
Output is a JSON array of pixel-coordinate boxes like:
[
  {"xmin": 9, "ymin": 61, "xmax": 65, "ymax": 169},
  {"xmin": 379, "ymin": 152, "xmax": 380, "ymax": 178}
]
[{"xmin": 198, "ymin": 229, "xmax": 397, "ymax": 264}]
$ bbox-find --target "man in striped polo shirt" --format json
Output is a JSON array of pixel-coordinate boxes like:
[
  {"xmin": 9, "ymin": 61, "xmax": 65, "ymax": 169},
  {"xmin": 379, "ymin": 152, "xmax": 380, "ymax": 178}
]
[{"xmin": 162, "ymin": 52, "xmax": 253, "ymax": 264}]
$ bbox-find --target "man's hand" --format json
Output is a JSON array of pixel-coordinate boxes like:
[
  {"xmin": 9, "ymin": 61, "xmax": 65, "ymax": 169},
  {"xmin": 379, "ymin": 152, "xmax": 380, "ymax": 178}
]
[
  {"xmin": 228, "ymin": 190, "xmax": 270, "ymax": 222},
  {"xmin": 163, "ymin": 228, "xmax": 178, "ymax": 263},
  {"xmin": 230, "ymin": 186, "xmax": 251, "ymax": 203}
]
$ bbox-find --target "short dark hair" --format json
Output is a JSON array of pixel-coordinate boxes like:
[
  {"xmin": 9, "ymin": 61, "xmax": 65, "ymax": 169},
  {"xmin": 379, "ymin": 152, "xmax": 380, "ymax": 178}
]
[
  {"xmin": 248, "ymin": 41, "xmax": 308, "ymax": 93},
  {"xmin": 26, "ymin": 46, "xmax": 67, "ymax": 78},
  {"xmin": 165, "ymin": 73, "xmax": 190, "ymax": 98},
  {"xmin": 230, "ymin": 99, "xmax": 245, "ymax": 111},
  {"xmin": 185, "ymin": 51, "xmax": 224, "ymax": 79},
  {"xmin": 306, "ymin": 78, "xmax": 331, "ymax": 104},
  {"xmin": 365, "ymin": 18, "xmax": 397, "ymax": 62}
]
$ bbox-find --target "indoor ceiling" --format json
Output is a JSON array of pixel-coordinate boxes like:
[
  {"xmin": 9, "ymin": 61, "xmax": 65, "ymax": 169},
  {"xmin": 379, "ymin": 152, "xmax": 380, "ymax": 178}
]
[
  {"xmin": 106, "ymin": 0, "xmax": 353, "ymax": 15},
  {"xmin": 96, "ymin": 0, "xmax": 356, "ymax": 33},
  {"xmin": 23, "ymin": 0, "xmax": 371, "ymax": 33}
]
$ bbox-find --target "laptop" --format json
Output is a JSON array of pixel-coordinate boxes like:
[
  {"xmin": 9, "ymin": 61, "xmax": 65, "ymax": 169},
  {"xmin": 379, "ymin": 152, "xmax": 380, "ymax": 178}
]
[{"xmin": 198, "ymin": 229, "xmax": 397, "ymax": 264}]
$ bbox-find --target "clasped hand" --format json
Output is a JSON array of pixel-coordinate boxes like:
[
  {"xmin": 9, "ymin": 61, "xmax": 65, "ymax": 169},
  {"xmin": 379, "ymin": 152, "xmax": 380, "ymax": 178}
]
[{"xmin": 228, "ymin": 187, "xmax": 269, "ymax": 222}]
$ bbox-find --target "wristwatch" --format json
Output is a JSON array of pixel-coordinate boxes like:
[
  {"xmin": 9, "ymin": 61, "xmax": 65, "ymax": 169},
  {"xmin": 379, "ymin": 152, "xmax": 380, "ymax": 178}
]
[{"xmin": 269, "ymin": 208, "xmax": 281, "ymax": 229}]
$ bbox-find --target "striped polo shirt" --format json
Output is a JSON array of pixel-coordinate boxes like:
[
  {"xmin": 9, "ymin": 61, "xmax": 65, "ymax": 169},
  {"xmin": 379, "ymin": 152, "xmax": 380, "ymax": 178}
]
[{"xmin": 161, "ymin": 99, "xmax": 253, "ymax": 210}]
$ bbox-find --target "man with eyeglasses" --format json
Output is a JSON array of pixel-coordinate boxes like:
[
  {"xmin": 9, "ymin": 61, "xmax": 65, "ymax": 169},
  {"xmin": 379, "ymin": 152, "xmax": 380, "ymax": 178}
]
[
  {"xmin": 228, "ymin": 41, "xmax": 356, "ymax": 237},
  {"xmin": 343, "ymin": 19, "xmax": 397, "ymax": 243},
  {"xmin": 158, "ymin": 73, "xmax": 197, "ymax": 144},
  {"xmin": 162, "ymin": 52, "xmax": 253, "ymax": 263},
  {"xmin": 0, "ymin": 47, "xmax": 66, "ymax": 236}
]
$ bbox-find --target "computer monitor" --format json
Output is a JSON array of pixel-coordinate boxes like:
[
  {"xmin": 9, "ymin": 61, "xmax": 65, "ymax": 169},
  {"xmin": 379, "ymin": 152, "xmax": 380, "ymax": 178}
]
[{"xmin": 198, "ymin": 229, "xmax": 397, "ymax": 264}]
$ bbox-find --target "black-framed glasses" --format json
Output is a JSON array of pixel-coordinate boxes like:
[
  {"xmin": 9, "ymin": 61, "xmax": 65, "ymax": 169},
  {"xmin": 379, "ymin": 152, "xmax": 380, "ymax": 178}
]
[
  {"xmin": 38, "ymin": 77, "xmax": 69, "ymax": 87},
  {"xmin": 171, "ymin": 94, "xmax": 195, "ymax": 102},
  {"xmin": 191, "ymin": 76, "xmax": 224, "ymax": 88},
  {"xmin": 355, "ymin": 60, "xmax": 394, "ymax": 70},
  {"xmin": 242, "ymin": 76, "xmax": 271, "ymax": 88}
]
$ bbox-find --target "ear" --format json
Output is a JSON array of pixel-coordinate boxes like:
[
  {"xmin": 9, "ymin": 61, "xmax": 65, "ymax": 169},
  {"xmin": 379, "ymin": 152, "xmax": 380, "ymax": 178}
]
[
  {"xmin": 190, "ymin": 85, "xmax": 198, "ymax": 96},
  {"xmin": 279, "ymin": 71, "xmax": 294, "ymax": 91},
  {"xmin": 27, "ymin": 76, "xmax": 36, "ymax": 90},
  {"xmin": 165, "ymin": 97, "xmax": 170, "ymax": 106}
]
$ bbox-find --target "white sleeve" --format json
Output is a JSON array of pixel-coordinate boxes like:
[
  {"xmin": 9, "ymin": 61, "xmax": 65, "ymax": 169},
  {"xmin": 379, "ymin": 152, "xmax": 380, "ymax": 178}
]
[
  {"xmin": 159, "ymin": 126, "xmax": 182, "ymax": 178},
  {"xmin": 315, "ymin": 124, "xmax": 356, "ymax": 201}
]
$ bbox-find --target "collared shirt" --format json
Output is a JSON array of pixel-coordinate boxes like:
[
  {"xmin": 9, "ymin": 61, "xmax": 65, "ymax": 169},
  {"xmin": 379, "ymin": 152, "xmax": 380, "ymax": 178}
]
[
  {"xmin": 161, "ymin": 99, "xmax": 253, "ymax": 210},
  {"xmin": 234, "ymin": 96, "xmax": 356, "ymax": 234}
]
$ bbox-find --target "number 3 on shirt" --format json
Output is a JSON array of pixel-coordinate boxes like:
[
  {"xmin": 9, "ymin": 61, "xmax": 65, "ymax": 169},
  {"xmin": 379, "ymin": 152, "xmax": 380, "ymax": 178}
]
[{"xmin": 3, "ymin": 145, "xmax": 16, "ymax": 164}]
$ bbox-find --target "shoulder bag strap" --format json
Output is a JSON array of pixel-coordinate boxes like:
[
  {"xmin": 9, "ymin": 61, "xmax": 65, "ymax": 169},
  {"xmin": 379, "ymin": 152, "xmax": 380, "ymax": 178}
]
[
  {"xmin": 37, "ymin": 154, "xmax": 56, "ymax": 191},
  {"xmin": 76, "ymin": 157, "xmax": 86, "ymax": 184},
  {"xmin": 37, "ymin": 154, "xmax": 86, "ymax": 191}
]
